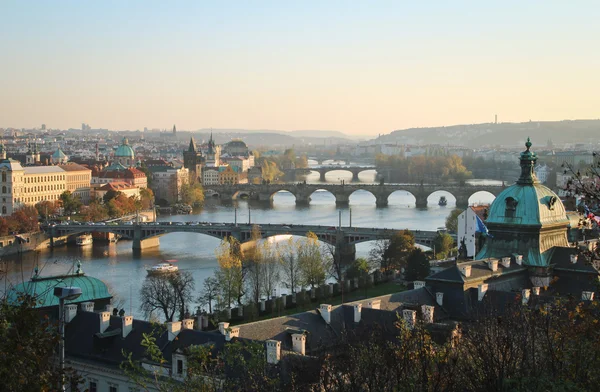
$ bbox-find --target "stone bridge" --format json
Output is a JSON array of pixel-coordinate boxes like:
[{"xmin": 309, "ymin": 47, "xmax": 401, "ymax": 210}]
[
  {"xmin": 205, "ymin": 183, "xmax": 504, "ymax": 208},
  {"xmin": 44, "ymin": 222, "xmax": 449, "ymax": 261},
  {"xmin": 287, "ymin": 166, "xmax": 377, "ymax": 182}
]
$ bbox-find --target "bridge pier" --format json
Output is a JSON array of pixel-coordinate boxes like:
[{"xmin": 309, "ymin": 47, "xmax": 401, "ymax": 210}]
[
  {"xmin": 455, "ymin": 195, "xmax": 470, "ymax": 209},
  {"xmin": 351, "ymin": 171, "xmax": 360, "ymax": 182},
  {"xmin": 375, "ymin": 194, "xmax": 389, "ymax": 207},
  {"xmin": 295, "ymin": 191, "xmax": 311, "ymax": 205},
  {"xmin": 335, "ymin": 192, "xmax": 350, "ymax": 206},
  {"xmin": 415, "ymin": 195, "xmax": 428, "ymax": 209},
  {"xmin": 335, "ymin": 243, "xmax": 356, "ymax": 264},
  {"xmin": 133, "ymin": 237, "xmax": 160, "ymax": 251},
  {"xmin": 319, "ymin": 171, "xmax": 327, "ymax": 182}
]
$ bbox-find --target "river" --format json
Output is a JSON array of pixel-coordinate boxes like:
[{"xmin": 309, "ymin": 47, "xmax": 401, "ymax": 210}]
[{"xmin": 2, "ymin": 164, "xmax": 498, "ymax": 319}]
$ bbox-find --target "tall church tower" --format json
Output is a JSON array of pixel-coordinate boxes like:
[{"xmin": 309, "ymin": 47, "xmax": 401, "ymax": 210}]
[
  {"xmin": 26, "ymin": 142, "xmax": 40, "ymax": 165},
  {"xmin": 173, "ymin": 124, "xmax": 177, "ymax": 135},
  {"xmin": 183, "ymin": 137, "xmax": 203, "ymax": 181}
]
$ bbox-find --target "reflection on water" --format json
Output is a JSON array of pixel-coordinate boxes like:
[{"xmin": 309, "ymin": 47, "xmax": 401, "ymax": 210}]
[{"xmin": 3, "ymin": 173, "xmax": 498, "ymax": 318}]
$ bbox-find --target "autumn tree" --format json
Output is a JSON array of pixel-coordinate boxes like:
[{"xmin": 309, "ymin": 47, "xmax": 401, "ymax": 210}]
[
  {"xmin": 80, "ymin": 201, "xmax": 109, "ymax": 222},
  {"xmin": 11, "ymin": 205, "xmax": 40, "ymax": 233},
  {"xmin": 370, "ymin": 230, "xmax": 415, "ymax": 272},
  {"xmin": 433, "ymin": 231, "xmax": 454, "ymax": 259},
  {"xmin": 59, "ymin": 190, "xmax": 82, "ymax": 215},
  {"xmin": 298, "ymin": 232, "xmax": 327, "ymax": 289},
  {"xmin": 139, "ymin": 187, "xmax": 155, "ymax": 210},
  {"xmin": 35, "ymin": 200, "xmax": 60, "ymax": 219},
  {"xmin": 0, "ymin": 295, "xmax": 82, "ymax": 391},
  {"xmin": 445, "ymin": 208, "xmax": 464, "ymax": 233},
  {"xmin": 180, "ymin": 181, "xmax": 205, "ymax": 206},
  {"xmin": 214, "ymin": 237, "xmax": 244, "ymax": 308},
  {"xmin": 404, "ymin": 248, "xmax": 430, "ymax": 281}
]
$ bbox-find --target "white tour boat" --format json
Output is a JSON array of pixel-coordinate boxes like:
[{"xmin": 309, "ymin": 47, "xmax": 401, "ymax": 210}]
[
  {"xmin": 76, "ymin": 234, "xmax": 93, "ymax": 246},
  {"xmin": 147, "ymin": 261, "xmax": 179, "ymax": 275}
]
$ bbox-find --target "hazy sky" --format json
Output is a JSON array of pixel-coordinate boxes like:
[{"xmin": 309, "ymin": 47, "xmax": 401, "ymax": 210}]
[{"xmin": 1, "ymin": 1, "xmax": 598, "ymax": 135}]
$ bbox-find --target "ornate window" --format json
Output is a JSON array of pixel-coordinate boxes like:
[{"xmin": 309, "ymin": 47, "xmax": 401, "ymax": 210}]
[{"xmin": 505, "ymin": 197, "xmax": 518, "ymax": 218}]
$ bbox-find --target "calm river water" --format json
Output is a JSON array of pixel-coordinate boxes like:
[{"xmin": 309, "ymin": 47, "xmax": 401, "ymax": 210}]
[{"xmin": 3, "ymin": 164, "xmax": 498, "ymax": 318}]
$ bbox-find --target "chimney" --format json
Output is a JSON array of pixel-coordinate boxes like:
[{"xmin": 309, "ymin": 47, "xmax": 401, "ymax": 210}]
[
  {"xmin": 281, "ymin": 294, "xmax": 287, "ymax": 308},
  {"xmin": 515, "ymin": 255, "xmax": 523, "ymax": 265},
  {"xmin": 488, "ymin": 259, "xmax": 498, "ymax": 272},
  {"xmin": 478, "ymin": 284, "xmax": 488, "ymax": 302},
  {"xmin": 122, "ymin": 315, "xmax": 133, "ymax": 338},
  {"xmin": 522, "ymin": 289, "xmax": 531, "ymax": 305},
  {"xmin": 421, "ymin": 305, "xmax": 434, "ymax": 324},
  {"xmin": 81, "ymin": 302, "xmax": 94, "ymax": 312},
  {"xmin": 532, "ymin": 287, "xmax": 541, "ymax": 296},
  {"xmin": 459, "ymin": 265, "xmax": 471, "ymax": 277},
  {"xmin": 266, "ymin": 340, "xmax": 281, "ymax": 364},
  {"xmin": 292, "ymin": 334, "xmax": 306, "ymax": 355},
  {"xmin": 182, "ymin": 319, "xmax": 194, "ymax": 330},
  {"xmin": 167, "ymin": 321, "xmax": 182, "ymax": 341},
  {"xmin": 319, "ymin": 304, "xmax": 332, "ymax": 324},
  {"xmin": 402, "ymin": 309, "xmax": 416, "ymax": 329},
  {"xmin": 366, "ymin": 299, "xmax": 381, "ymax": 310},
  {"xmin": 218, "ymin": 322, "xmax": 229, "ymax": 335},
  {"xmin": 225, "ymin": 326, "xmax": 240, "ymax": 341},
  {"xmin": 353, "ymin": 303, "xmax": 362, "ymax": 323},
  {"xmin": 570, "ymin": 254, "xmax": 578, "ymax": 264},
  {"xmin": 501, "ymin": 257, "xmax": 511, "ymax": 268},
  {"xmin": 436, "ymin": 292, "xmax": 444, "ymax": 306},
  {"xmin": 582, "ymin": 291, "xmax": 595, "ymax": 301},
  {"xmin": 413, "ymin": 281, "xmax": 426, "ymax": 289},
  {"xmin": 64, "ymin": 304, "xmax": 78, "ymax": 323},
  {"xmin": 100, "ymin": 311, "xmax": 111, "ymax": 333}
]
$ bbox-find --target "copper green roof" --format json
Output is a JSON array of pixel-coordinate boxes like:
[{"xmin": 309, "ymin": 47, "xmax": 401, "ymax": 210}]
[
  {"xmin": 475, "ymin": 138, "xmax": 570, "ymax": 267},
  {"xmin": 7, "ymin": 268, "xmax": 111, "ymax": 309},
  {"xmin": 115, "ymin": 137, "xmax": 135, "ymax": 158},
  {"xmin": 52, "ymin": 147, "xmax": 67, "ymax": 159}
]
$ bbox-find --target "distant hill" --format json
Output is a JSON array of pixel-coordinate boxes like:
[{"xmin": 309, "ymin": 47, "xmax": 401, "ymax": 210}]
[{"xmin": 373, "ymin": 120, "xmax": 600, "ymax": 148}]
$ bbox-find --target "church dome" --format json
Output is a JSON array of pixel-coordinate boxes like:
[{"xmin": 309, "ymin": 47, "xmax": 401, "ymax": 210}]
[
  {"xmin": 52, "ymin": 147, "xmax": 67, "ymax": 159},
  {"xmin": 475, "ymin": 138, "xmax": 570, "ymax": 266},
  {"xmin": 486, "ymin": 138, "xmax": 568, "ymax": 227},
  {"xmin": 115, "ymin": 137, "xmax": 135, "ymax": 158}
]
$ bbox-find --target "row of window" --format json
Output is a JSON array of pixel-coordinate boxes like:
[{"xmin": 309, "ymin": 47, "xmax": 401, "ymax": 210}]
[{"xmin": 0, "ymin": 172, "xmax": 67, "ymax": 183}]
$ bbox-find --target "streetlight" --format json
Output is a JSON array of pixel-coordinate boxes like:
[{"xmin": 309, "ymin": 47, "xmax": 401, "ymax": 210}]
[{"xmin": 54, "ymin": 286, "xmax": 82, "ymax": 391}]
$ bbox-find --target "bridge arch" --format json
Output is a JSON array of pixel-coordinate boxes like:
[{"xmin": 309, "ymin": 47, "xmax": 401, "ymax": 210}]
[
  {"xmin": 232, "ymin": 190, "xmax": 253, "ymax": 200},
  {"xmin": 387, "ymin": 190, "xmax": 418, "ymax": 207},
  {"xmin": 467, "ymin": 191, "xmax": 497, "ymax": 206},
  {"xmin": 307, "ymin": 188, "xmax": 337, "ymax": 205},
  {"xmin": 348, "ymin": 189, "xmax": 376, "ymax": 205},
  {"xmin": 269, "ymin": 189, "xmax": 297, "ymax": 203},
  {"xmin": 425, "ymin": 190, "xmax": 458, "ymax": 207}
]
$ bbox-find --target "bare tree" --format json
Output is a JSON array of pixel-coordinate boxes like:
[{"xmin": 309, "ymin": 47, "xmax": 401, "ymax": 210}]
[
  {"xmin": 280, "ymin": 237, "xmax": 301, "ymax": 294},
  {"xmin": 261, "ymin": 240, "xmax": 281, "ymax": 299},
  {"xmin": 246, "ymin": 225, "xmax": 265, "ymax": 305},
  {"xmin": 139, "ymin": 272, "xmax": 195, "ymax": 322},
  {"xmin": 198, "ymin": 276, "xmax": 218, "ymax": 313}
]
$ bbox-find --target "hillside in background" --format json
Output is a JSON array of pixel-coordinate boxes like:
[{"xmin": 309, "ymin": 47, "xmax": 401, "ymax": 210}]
[{"xmin": 373, "ymin": 120, "xmax": 600, "ymax": 148}]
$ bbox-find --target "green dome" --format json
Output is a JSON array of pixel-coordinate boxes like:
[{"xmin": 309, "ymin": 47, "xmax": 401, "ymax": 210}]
[
  {"xmin": 486, "ymin": 183, "xmax": 568, "ymax": 227},
  {"xmin": 52, "ymin": 147, "xmax": 67, "ymax": 159},
  {"xmin": 115, "ymin": 137, "xmax": 135, "ymax": 158},
  {"xmin": 8, "ymin": 268, "xmax": 112, "ymax": 309},
  {"xmin": 475, "ymin": 138, "xmax": 570, "ymax": 267}
]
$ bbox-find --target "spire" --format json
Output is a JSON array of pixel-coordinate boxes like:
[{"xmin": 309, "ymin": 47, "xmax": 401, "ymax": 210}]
[
  {"xmin": 188, "ymin": 137, "xmax": 197, "ymax": 152},
  {"xmin": 517, "ymin": 137, "xmax": 539, "ymax": 185},
  {"xmin": 173, "ymin": 124, "xmax": 177, "ymax": 134}
]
